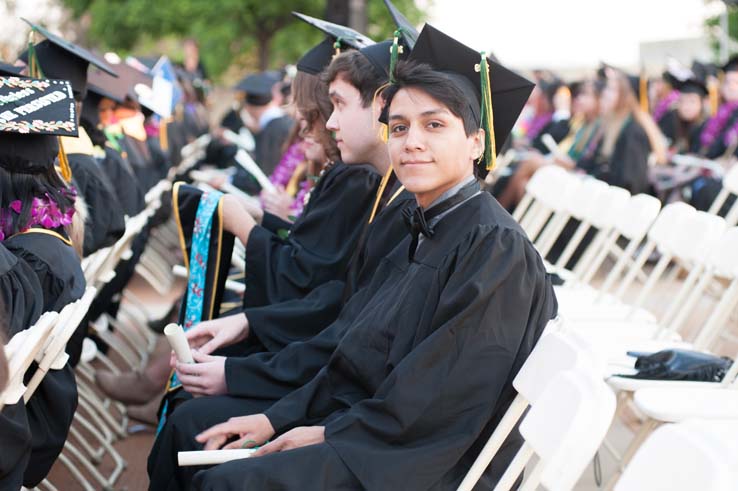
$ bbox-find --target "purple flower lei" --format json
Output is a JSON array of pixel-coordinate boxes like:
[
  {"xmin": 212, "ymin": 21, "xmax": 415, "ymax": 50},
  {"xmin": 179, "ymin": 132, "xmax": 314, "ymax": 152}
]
[
  {"xmin": 652, "ymin": 90, "xmax": 680, "ymax": 123},
  {"xmin": 699, "ymin": 101, "xmax": 738, "ymax": 150},
  {"xmin": 269, "ymin": 142, "xmax": 305, "ymax": 188},
  {"xmin": 0, "ymin": 189, "xmax": 77, "ymax": 241},
  {"xmin": 526, "ymin": 112, "xmax": 553, "ymax": 141}
]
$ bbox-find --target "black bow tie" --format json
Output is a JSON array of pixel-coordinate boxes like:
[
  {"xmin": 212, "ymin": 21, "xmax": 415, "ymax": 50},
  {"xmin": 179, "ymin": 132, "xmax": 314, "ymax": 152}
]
[{"xmin": 402, "ymin": 180, "xmax": 481, "ymax": 261}]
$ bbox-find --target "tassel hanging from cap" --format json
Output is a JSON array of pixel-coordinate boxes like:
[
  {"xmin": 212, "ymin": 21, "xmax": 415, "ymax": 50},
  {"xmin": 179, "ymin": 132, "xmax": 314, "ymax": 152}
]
[
  {"xmin": 333, "ymin": 38, "xmax": 343, "ymax": 59},
  {"xmin": 389, "ymin": 29, "xmax": 404, "ymax": 84},
  {"xmin": 639, "ymin": 70, "xmax": 649, "ymax": 114},
  {"xmin": 477, "ymin": 52, "xmax": 496, "ymax": 172},
  {"xmin": 708, "ymin": 78, "xmax": 719, "ymax": 117}
]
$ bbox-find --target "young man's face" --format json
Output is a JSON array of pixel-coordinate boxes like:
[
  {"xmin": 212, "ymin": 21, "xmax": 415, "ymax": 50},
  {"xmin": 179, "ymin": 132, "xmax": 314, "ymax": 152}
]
[
  {"xmin": 387, "ymin": 87, "xmax": 481, "ymax": 207},
  {"xmin": 326, "ymin": 76, "xmax": 381, "ymax": 164}
]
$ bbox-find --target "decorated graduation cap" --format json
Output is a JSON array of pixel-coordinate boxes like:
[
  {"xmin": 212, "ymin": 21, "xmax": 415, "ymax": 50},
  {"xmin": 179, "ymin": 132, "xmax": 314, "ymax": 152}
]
[
  {"xmin": 87, "ymin": 54, "xmax": 164, "ymax": 116},
  {"xmin": 293, "ymin": 11, "xmax": 375, "ymax": 75},
  {"xmin": 234, "ymin": 71, "xmax": 281, "ymax": 106},
  {"xmin": 20, "ymin": 18, "xmax": 117, "ymax": 100},
  {"xmin": 0, "ymin": 76, "xmax": 78, "ymax": 175},
  {"xmin": 382, "ymin": 24, "xmax": 534, "ymax": 177}
]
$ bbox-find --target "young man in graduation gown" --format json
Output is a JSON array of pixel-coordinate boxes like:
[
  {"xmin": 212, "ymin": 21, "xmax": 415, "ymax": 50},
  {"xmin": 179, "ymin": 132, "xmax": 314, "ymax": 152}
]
[
  {"xmin": 21, "ymin": 21, "xmax": 127, "ymax": 257},
  {"xmin": 151, "ymin": 25, "xmax": 557, "ymax": 491},
  {"xmin": 0, "ymin": 75, "xmax": 86, "ymax": 487},
  {"xmin": 187, "ymin": 25, "xmax": 556, "ymax": 491}
]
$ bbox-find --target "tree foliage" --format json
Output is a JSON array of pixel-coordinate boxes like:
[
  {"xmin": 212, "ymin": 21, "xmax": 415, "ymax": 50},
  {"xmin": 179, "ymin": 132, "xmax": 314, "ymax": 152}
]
[{"xmin": 60, "ymin": 0, "xmax": 425, "ymax": 80}]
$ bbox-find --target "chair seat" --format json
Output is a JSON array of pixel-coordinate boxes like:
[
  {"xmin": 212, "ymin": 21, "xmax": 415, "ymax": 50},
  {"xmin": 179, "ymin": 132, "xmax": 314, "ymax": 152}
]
[
  {"xmin": 607, "ymin": 376, "xmax": 722, "ymax": 393},
  {"xmin": 634, "ymin": 387, "xmax": 738, "ymax": 422}
]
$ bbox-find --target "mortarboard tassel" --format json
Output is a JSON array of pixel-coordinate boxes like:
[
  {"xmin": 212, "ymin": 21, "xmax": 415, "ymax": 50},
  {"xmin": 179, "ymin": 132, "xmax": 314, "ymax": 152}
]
[
  {"xmin": 389, "ymin": 29, "xmax": 404, "ymax": 84},
  {"xmin": 639, "ymin": 71, "xmax": 649, "ymax": 114},
  {"xmin": 333, "ymin": 38, "xmax": 343, "ymax": 59},
  {"xmin": 27, "ymin": 28, "xmax": 73, "ymax": 182},
  {"xmin": 708, "ymin": 78, "xmax": 719, "ymax": 117},
  {"xmin": 368, "ymin": 167, "xmax": 394, "ymax": 224},
  {"xmin": 160, "ymin": 117, "xmax": 170, "ymax": 152},
  {"xmin": 477, "ymin": 52, "xmax": 496, "ymax": 172}
]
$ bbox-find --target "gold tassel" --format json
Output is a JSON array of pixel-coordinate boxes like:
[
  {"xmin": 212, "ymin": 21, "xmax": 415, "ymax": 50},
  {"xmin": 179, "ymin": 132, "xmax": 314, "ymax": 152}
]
[
  {"xmin": 57, "ymin": 137, "xmax": 72, "ymax": 182},
  {"xmin": 639, "ymin": 71, "xmax": 649, "ymax": 114},
  {"xmin": 708, "ymin": 78, "xmax": 719, "ymax": 117},
  {"xmin": 160, "ymin": 117, "xmax": 170, "ymax": 152},
  {"xmin": 368, "ymin": 167, "xmax": 393, "ymax": 224},
  {"xmin": 477, "ymin": 52, "xmax": 496, "ymax": 171}
]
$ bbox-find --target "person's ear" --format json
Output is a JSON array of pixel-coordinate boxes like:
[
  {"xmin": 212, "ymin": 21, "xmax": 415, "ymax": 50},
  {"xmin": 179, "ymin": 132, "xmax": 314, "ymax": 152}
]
[{"xmin": 470, "ymin": 128, "xmax": 485, "ymax": 162}]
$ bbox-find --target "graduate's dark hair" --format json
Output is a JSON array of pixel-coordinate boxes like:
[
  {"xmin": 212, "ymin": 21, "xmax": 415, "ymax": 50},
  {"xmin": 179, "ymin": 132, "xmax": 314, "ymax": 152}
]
[
  {"xmin": 292, "ymin": 70, "xmax": 340, "ymax": 163},
  {"xmin": 323, "ymin": 50, "xmax": 387, "ymax": 108},
  {"xmin": 381, "ymin": 60, "xmax": 481, "ymax": 137},
  {"xmin": 0, "ymin": 166, "xmax": 75, "ymax": 236}
]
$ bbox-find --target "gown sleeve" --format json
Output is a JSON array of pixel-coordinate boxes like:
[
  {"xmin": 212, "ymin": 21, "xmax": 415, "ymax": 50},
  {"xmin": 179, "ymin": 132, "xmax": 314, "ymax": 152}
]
[
  {"xmin": 261, "ymin": 227, "xmax": 556, "ymax": 491},
  {"xmin": 242, "ymin": 164, "xmax": 380, "ymax": 307},
  {"xmin": 609, "ymin": 120, "xmax": 651, "ymax": 195}
]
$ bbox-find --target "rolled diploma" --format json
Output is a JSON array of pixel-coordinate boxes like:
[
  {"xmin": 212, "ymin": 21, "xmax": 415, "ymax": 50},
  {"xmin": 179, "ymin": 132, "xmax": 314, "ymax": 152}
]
[
  {"xmin": 178, "ymin": 449, "xmax": 256, "ymax": 466},
  {"xmin": 234, "ymin": 149, "xmax": 277, "ymax": 193},
  {"xmin": 164, "ymin": 323, "xmax": 194, "ymax": 363}
]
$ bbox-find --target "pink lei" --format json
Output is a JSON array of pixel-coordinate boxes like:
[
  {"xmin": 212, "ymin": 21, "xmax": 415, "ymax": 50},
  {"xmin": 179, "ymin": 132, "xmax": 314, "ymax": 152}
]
[
  {"xmin": 269, "ymin": 142, "xmax": 306, "ymax": 188},
  {"xmin": 0, "ymin": 190, "xmax": 77, "ymax": 241}
]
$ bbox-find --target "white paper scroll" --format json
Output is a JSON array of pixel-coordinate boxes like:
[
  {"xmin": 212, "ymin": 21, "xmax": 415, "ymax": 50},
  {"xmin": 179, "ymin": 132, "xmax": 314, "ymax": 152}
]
[
  {"xmin": 177, "ymin": 448, "xmax": 256, "ymax": 467},
  {"xmin": 164, "ymin": 323, "xmax": 194, "ymax": 363}
]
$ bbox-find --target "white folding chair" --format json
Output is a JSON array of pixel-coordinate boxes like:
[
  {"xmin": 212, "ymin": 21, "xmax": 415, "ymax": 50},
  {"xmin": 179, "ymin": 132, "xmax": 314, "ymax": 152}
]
[
  {"xmin": 0, "ymin": 311, "xmax": 58, "ymax": 411},
  {"xmin": 614, "ymin": 419, "xmax": 738, "ymax": 491},
  {"xmin": 707, "ymin": 163, "xmax": 738, "ymax": 226},
  {"xmin": 492, "ymin": 369, "xmax": 616, "ymax": 491},
  {"xmin": 458, "ymin": 329, "xmax": 600, "ymax": 491}
]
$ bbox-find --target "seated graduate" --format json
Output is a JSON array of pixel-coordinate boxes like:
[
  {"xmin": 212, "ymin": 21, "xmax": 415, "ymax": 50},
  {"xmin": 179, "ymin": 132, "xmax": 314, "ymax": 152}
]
[
  {"xmin": 0, "ymin": 75, "xmax": 86, "ymax": 487},
  {"xmin": 20, "ymin": 20, "xmax": 127, "ymax": 257},
  {"xmin": 575, "ymin": 68, "xmax": 666, "ymax": 194},
  {"xmin": 165, "ymin": 24, "xmax": 556, "ymax": 491},
  {"xmin": 0, "ymin": 246, "xmax": 43, "ymax": 491}
]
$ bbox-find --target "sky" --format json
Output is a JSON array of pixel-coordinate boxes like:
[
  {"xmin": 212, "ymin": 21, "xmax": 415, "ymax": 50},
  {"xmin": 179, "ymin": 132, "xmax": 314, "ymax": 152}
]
[{"xmin": 422, "ymin": 0, "xmax": 717, "ymax": 70}]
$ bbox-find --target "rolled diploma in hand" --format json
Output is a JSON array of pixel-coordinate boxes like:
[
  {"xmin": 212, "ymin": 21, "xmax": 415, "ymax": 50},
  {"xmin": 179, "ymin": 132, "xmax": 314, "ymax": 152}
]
[
  {"xmin": 178, "ymin": 449, "xmax": 256, "ymax": 466},
  {"xmin": 164, "ymin": 323, "xmax": 194, "ymax": 363}
]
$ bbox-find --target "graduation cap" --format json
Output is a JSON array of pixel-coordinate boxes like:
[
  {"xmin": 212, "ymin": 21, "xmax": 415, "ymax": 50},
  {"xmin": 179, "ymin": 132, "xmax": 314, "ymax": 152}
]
[
  {"xmin": 722, "ymin": 55, "xmax": 738, "ymax": 74},
  {"xmin": 676, "ymin": 77, "xmax": 708, "ymax": 97},
  {"xmin": 691, "ymin": 60, "xmax": 718, "ymax": 83},
  {"xmin": 359, "ymin": 0, "xmax": 418, "ymax": 81},
  {"xmin": 234, "ymin": 71, "xmax": 281, "ymax": 106},
  {"xmin": 19, "ymin": 18, "xmax": 117, "ymax": 99},
  {"xmin": 382, "ymin": 24, "xmax": 534, "ymax": 177},
  {"xmin": 0, "ymin": 62, "xmax": 22, "ymax": 77},
  {"xmin": 87, "ymin": 55, "xmax": 162, "ymax": 115},
  {"xmin": 0, "ymin": 76, "xmax": 78, "ymax": 174},
  {"xmin": 293, "ymin": 11, "xmax": 375, "ymax": 76}
]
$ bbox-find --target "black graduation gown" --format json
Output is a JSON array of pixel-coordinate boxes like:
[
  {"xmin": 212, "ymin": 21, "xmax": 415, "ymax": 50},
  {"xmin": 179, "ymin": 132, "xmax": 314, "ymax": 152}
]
[
  {"xmin": 68, "ymin": 152, "xmax": 127, "ymax": 256},
  {"xmin": 192, "ymin": 193, "xmax": 558, "ymax": 490},
  {"xmin": 98, "ymin": 145, "xmax": 146, "ymax": 217},
  {"xmin": 577, "ymin": 118, "xmax": 651, "ymax": 194},
  {"xmin": 241, "ymin": 162, "xmax": 382, "ymax": 309},
  {"xmin": 147, "ymin": 186, "xmax": 414, "ymax": 488},
  {"xmin": 4, "ymin": 231, "xmax": 85, "ymax": 487},
  {"xmin": 121, "ymin": 134, "xmax": 160, "ymax": 192},
  {"xmin": 530, "ymin": 118, "xmax": 571, "ymax": 154},
  {"xmin": 0, "ymin": 245, "xmax": 43, "ymax": 491},
  {"xmin": 254, "ymin": 115, "xmax": 293, "ymax": 177},
  {"xmin": 700, "ymin": 107, "xmax": 738, "ymax": 159}
]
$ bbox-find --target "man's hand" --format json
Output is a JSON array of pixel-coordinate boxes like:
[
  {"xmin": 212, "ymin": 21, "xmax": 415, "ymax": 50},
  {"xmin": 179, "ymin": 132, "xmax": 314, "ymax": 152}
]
[
  {"xmin": 184, "ymin": 313, "xmax": 249, "ymax": 355},
  {"xmin": 252, "ymin": 426, "xmax": 325, "ymax": 457},
  {"xmin": 196, "ymin": 414, "xmax": 275, "ymax": 451},
  {"xmin": 174, "ymin": 351, "xmax": 228, "ymax": 397}
]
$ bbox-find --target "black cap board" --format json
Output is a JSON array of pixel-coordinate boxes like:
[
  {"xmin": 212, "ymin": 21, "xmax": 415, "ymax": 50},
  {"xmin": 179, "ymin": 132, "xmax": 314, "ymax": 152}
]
[
  {"xmin": 0, "ymin": 76, "xmax": 78, "ymax": 172},
  {"xmin": 676, "ymin": 78, "xmax": 708, "ymax": 96},
  {"xmin": 0, "ymin": 62, "xmax": 22, "ymax": 77},
  {"xmin": 383, "ymin": 0, "xmax": 419, "ymax": 50},
  {"xmin": 292, "ymin": 12, "xmax": 374, "ymax": 50},
  {"xmin": 234, "ymin": 72, "xmax": 281, "ymax": 106}
]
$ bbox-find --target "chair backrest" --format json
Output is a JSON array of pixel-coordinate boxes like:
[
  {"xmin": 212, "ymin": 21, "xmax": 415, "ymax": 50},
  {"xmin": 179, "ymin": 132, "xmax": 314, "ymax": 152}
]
[
  {"xmin": 495, "ymin": 370, "xmax": 616, "ymax": 491},
  {"xmin": 614, "ymin": 194, "xmax": 662, "ymax": 241},
  {"xmin": 670, "ymin": 211, "xmax": 726, "ymax": 264},
  {"xmin": 722, "ymin": 164, "xmax": 738, "ymax": 195},
  {"xmin": 587, "ymin": 185, "xmax": 631, "ymax": 229},
  {"xmin": 541, "ymin": 172, "xmax": 582, "ymax": 212},
  {"xmin": 705, "ymin": 227, "xmax": 738, "ymax": 277},
  {"xmin": 566, "ymin": 178, "xmax": 609, "ymax": 220},
  {"xmin": 23, "ymin": 287, "xmax": 97, "ymax": 401},
  {"xmin": 513, "ymin": 331, "xmax": 599, "ymax": 403},
  {"xmin": 614, "ymin": 420, "xmax": 738, "ymax": 491},
  {"xmin": 524, "ymin": 164, "xmax": 569, "ymax": 202},
  {"xmin": 646, "ymin": 202, "xmax": 695, "ymax": 253},
  {"xmin": 0, "ymin": 311, "xmax": 58, "ymax": 408}
]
